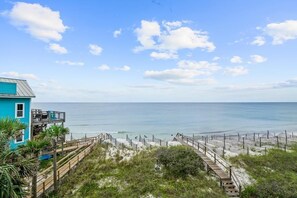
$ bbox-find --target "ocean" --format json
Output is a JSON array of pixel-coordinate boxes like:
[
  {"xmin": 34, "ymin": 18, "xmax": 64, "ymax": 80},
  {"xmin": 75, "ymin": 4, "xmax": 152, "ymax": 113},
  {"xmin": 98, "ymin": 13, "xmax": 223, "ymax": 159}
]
[{"xmin": 32, "ymin": 103, "xmax": 297, "ymax": 140}]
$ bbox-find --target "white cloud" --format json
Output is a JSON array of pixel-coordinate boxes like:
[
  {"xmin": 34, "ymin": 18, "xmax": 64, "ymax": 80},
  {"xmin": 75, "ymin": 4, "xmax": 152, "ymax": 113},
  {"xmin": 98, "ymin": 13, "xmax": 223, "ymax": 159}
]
[
  {"xmin": 134, "ymin": 20, "xmax": 161, "ymax": 50},
  {"xmin": 116, "ymin": 65, "xmax": 130, "ymax": 71},
  {"xmin": 251, "ymin": 36, "xmax": 266, "ymax": 46},
  {"xmin": 219, "ymin": 78, "xmax": 297, "ymax": 91},
  {"xmin": 55, "ymin": 60, "xmax": 84, "ymax": 66},
  {"xmin": 5, "ymin": 2, "xmax": 67, "ymax": 42},
  {"xmin": 160, "ymin": 27, "xmax": 215, "ymax": 52},
  {"xmin": 89, "ymin": 44, "xmax": 103, "ymax": 56},
  {"xmin": 264, "ymin": 20, "xmax": 297, "ymax": 45},
  {"xmin": 113, "ymin": 29, "xmax": 122, "ymax": 38},
  {"xmin": 177, "ymin": 60, "xmax": 221, "ymax": 72},
  {"xmin": 144, "ymin": 60, "xmax": 220, "ymax": 85},
  {"xmin": 49, "ymin": 43, "xmax": 68, "ymax": 54},
  {"xmin": 1, "ymin": 71, "xmax": 38, "ymax": 80},
  {"xmin": 134, "ymin": 20, "xmax": 215, "ymax": 53},
  {"xmin": 96, "ymin": 64, "xmax": 130, "ymax": 71},
  {"xmin": 150, "ymin": 51, "xmax": 178, "ymax": 60},
  {"xmin": 230, "ymin": 56, "xmax": 242, "ymax": 64},
  {"xmin": 212, "ymin": 56, "xmax": 220, "ymax": 61},
  {"xmin": 97, "ymin": 64, "xmax": 110, "ymax": 71},
  {"xmin": 224, "ymin": 66, "xmax": 248, "ymax": 76},
  {"xmin": 162, "ymin": 20, "xmax": 183, "ymax": 30},
  {"xmin": 250, "ymin": 55, "xmax": 267, "ymax": 63}
]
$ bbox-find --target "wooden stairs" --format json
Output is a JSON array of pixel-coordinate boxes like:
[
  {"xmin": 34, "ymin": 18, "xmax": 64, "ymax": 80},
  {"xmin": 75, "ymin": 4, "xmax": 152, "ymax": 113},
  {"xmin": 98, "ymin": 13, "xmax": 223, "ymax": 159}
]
[{"xmin": 175, "ymin": 134, "xmax": 241, "ymax": 198}]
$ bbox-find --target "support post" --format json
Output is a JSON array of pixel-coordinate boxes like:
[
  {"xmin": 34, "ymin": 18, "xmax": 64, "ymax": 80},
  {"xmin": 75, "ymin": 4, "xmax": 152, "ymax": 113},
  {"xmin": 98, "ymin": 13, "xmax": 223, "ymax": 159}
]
[
  {"xmin": 260, "ymin": 137, "xmax": 262, "ymax": 147},
  {"xmin": 52, "ymin": 139, "xmax": 58, "ymax": 193},
  {"xmin": 229, "ymin": 166, "xmax": 232, "ymax": 179},
  {"xmin": 285, "ymin": 130, "xmax": 288, "ymax": 146},
  {"xmin": 277, "ymin": 136, "xmax": 279, "ymax": 148},
  {"xmin": 242, "ymin": 137, "xmax": 245, "ymax": 149},
  {"xmin": 267, "ymin": 130, "xmax": 269, "ymax": 139},
  {"xmin": 223, "ymin": 133, "xmax": 226, "ymax": 150}
]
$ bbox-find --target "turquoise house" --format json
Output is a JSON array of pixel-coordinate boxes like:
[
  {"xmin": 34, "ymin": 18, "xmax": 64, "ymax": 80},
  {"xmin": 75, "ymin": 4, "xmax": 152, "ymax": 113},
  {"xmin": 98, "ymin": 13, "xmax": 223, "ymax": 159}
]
[{"xmin": 0, "ymin": 77, "xmax": 35, "ymax": 149}]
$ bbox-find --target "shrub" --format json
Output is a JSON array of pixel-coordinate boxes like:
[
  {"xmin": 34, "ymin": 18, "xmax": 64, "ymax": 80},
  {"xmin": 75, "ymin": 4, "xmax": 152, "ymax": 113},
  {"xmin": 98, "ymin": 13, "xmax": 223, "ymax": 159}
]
[{"xmin": 156, "ymin": 146, "xmax": 204, "ymax": 178}]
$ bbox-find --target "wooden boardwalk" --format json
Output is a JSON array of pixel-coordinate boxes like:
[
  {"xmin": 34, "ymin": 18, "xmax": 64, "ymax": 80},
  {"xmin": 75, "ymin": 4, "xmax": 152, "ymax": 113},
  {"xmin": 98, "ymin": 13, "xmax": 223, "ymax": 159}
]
[
  {"xmin": 175, "ymin": 133, "xmax": 241, "ymax": 197},
  {"xmin": 29, "ymin": 136, "xmax": 102, "ymax": 197}
]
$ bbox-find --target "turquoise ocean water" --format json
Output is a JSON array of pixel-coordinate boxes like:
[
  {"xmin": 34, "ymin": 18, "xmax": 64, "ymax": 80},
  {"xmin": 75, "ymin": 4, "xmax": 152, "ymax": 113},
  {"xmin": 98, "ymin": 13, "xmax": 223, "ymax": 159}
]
[{"xmin": 32, "ymin": 103, "xmax": 297, "ymax": 140}]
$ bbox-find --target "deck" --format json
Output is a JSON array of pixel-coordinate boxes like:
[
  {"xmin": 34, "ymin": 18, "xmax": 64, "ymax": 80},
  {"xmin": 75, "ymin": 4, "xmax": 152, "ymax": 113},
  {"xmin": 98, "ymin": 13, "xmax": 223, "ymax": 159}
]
[{"xmin": 31, "ymin": 109, "xmax": 65, "ymax": 126}]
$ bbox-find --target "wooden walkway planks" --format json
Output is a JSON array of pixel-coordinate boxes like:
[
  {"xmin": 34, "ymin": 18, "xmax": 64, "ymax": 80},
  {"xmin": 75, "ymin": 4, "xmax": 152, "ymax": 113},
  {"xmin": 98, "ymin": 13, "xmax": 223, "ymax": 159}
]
[
  {"xmin": 175, "ymin": 134, "xmax": 241, "ymax": 197},
  {"xmin": 35, "ymin": 139, "xmax": 97, "ymax": 197},
  {"xmin": 176, "ymin": 136, "xmax": 230, "ymax": 180}
]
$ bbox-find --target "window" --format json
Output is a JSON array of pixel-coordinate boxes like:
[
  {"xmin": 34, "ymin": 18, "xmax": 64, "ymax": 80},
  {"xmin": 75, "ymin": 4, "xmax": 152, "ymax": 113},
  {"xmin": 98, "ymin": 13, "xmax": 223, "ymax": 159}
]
[
  {"xmin": 15, "ymin": 130, "xmax": 24, "ymax": 143},
  {"xmin": 16, "ymin": 103, "xmax": 24, "ymax": 118}
]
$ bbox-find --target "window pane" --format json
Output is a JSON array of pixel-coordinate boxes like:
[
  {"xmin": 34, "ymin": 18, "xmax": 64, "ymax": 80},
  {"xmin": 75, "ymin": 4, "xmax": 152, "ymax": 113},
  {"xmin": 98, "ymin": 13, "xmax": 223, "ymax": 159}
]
[
  {"xmin": 17, "ymin": 104, "xmax": 23, "ymax": 110},
  {"xmin": 16, "ymin": 131, "xmax": 23, "ymax": 142},
  {"xmin": 17, "ymin": 110, "xmax": 23, "ymax": 117}
]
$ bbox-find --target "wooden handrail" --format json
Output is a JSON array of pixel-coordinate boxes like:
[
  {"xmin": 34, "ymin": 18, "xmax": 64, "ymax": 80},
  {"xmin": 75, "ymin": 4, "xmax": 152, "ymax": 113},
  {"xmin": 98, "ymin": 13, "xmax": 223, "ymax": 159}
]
[{"xmin": 176, "ymin": 133, "xmax": 243, "ymax": 194}]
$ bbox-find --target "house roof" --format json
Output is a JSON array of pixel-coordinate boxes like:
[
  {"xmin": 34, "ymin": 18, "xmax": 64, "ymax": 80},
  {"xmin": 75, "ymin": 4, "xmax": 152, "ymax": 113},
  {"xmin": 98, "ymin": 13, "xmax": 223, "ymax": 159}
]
[{"xmin": 0, "ymin": 77, "xmax": 35, "ymax": 98}]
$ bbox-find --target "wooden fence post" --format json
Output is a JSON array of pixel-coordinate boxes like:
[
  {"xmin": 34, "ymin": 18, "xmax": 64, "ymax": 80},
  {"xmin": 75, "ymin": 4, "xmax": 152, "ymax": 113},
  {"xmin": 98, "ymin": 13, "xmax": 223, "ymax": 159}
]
[
  {"xmin": 276, "ymin": 136, "xmax": 279, "ymax": 148},
  {"xmin": 242, "ymin": 137, "xmax": 245, "ymax": 149},
  {"xmin": 223, "ymin": 134, "xmax": 226, "ymax": 150},
  {"xmin": 285, "ymin": 130, "xmax": 288, "ymax": 146},
  {"xmin": 260, "ymin": 137, "xmax": 262, "ymax": 147},
  {"xmin": 43, "ymin": 181, "xmax": 45, "ymax": 194}
]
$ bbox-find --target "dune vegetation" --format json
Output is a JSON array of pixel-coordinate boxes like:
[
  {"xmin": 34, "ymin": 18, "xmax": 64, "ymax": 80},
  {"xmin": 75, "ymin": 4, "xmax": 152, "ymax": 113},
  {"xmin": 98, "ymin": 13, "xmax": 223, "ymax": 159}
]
[
  {"xmin": 230, "ymin": 145, "xmax": 297, "ymax": 198},
  {"xmin": 49, "ymin": 144, "xmax": 227, "ymax": 198}
]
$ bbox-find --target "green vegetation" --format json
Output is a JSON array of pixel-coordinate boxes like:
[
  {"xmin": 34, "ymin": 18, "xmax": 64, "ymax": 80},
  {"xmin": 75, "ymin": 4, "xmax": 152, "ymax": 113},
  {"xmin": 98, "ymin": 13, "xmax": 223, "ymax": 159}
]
[
  {"xmin": 230, "ymin": 145, "xmax": 297, "ymax": 198},
  {"xmin": 0, "ymin": 118, "xmax": 34, "ymax": 198},
  {"xmin": 50, "ymin": 144, "xmax": 227, "ymax": 198},
  {"xmin": 156, "ymin": 146, "xmax": 204, "ymax": 178}
]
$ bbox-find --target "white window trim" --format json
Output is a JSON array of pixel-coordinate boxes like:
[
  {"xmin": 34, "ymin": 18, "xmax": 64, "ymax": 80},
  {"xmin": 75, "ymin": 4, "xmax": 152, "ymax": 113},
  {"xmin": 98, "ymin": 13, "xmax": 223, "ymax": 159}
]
[
  {"xmin": 15, "ymin": 129, "xmax": 25, "ymax": 143},
  {"xmin": 15, "ymin": 103, "xmax": 25, "ymax": 118}
]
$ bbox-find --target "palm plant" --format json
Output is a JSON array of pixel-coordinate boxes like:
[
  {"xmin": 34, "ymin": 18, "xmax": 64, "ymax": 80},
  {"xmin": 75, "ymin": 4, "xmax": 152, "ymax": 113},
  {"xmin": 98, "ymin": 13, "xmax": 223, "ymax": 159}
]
[
  {"xmin": 19, "ymin": 138, "xmax": 51, "ymax": 198},
  {"xmin": 0, "ymin": 118, "xmax": 34, "ymax": 198},
  {"xmin": 44, "ymin": 125, "xmax": 69, "ymax": 153}
]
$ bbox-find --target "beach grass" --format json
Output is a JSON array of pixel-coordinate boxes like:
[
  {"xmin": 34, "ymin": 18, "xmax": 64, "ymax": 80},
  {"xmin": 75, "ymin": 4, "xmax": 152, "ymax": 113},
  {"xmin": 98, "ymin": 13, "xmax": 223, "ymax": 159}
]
[
  {"xmin": 48, "ymin": 144, "xmax": 227, "ymax": 198},
  {"xmin": 230, "ymin": 144, "xmax": 297, "ymax": 198}
]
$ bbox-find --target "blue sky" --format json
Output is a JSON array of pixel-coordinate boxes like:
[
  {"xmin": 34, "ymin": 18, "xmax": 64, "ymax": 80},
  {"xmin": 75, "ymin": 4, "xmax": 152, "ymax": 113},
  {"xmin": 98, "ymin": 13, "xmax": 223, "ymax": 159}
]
[{"xmin": 1, "ymin": 0, "xmax": 297, "ymax": 102}]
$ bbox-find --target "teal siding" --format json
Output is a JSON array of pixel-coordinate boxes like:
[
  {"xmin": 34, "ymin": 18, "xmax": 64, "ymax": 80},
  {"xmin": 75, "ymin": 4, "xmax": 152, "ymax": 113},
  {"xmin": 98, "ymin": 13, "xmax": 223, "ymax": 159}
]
[
  {"xmin": 0, "ymin": 98, "xmax": 31, "ymax": 149},
  {"xmin": 0, "ymin": 82, "xmax": 17, "ymax": 95}
]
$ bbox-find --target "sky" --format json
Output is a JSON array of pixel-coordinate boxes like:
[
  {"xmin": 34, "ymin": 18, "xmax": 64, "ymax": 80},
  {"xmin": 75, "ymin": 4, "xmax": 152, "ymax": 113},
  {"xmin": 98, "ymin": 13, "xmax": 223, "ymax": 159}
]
[{"xmin": 1, "ymin": 0, "xmax": 297, "ymax": 102}]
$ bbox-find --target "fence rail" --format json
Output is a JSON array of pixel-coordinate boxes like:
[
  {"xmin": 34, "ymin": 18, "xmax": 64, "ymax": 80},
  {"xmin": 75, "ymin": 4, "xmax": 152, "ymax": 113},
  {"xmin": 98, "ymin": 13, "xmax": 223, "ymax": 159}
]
[
  {"xmin": 35, "ymin": 135, "xmax": 103, "ymax": 197},
  {"xmin": 176, "ymin": 133, "xmax": 243, "ymax": 194}
]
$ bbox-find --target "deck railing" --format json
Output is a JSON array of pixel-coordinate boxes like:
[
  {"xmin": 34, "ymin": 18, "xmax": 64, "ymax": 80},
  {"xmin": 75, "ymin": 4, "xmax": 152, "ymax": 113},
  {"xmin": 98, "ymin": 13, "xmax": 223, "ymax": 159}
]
[{"xmin": 31, "ymin": 109, "xmax": 66, "ymax": 124}]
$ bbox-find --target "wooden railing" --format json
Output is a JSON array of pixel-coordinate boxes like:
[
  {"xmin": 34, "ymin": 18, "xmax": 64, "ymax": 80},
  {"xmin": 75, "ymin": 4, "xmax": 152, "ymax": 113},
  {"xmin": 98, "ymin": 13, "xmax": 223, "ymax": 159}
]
[
  {"xmin": 31, "ymin": 109, "xmax": 66, "ymax": 124},
  {"xmin": 176, "ymin": 133, "xmax": 243, "ymax": 194},
  {"xmin": 35, "ymin": 136, "xmax": 102, "ymax": 197}
]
